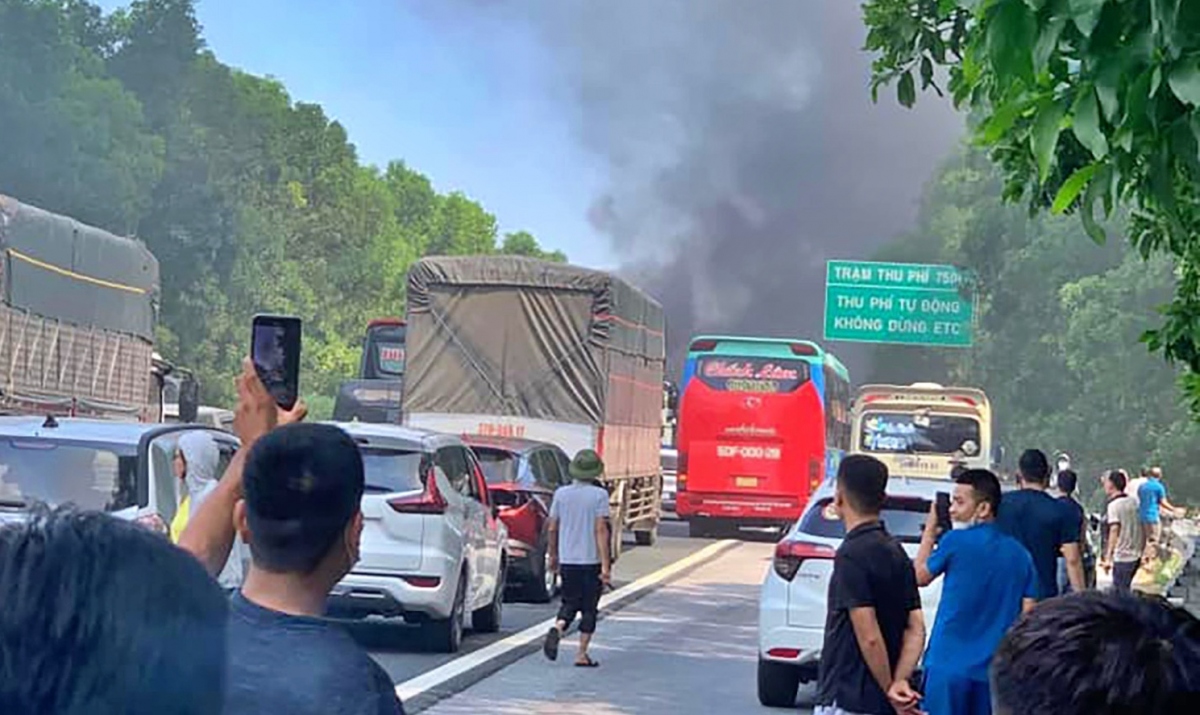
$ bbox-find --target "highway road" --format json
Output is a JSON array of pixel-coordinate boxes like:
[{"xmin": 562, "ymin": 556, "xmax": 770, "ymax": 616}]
[
  {"xmin": 347, "ymin": 519, "xmax": 725, "ymax": 684},
  {"xmin": 412, "ymin": 540, "xmax": 816, "ymax": 714}
]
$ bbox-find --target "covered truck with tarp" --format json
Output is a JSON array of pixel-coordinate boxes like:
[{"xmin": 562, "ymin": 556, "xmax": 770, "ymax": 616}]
[
  {"xmin": 404, "ymin": 255, "xmax": 666, "ymax": 555},
  {"xmin": 0, "ymin": 194, "xmax": 161, "ymax": 420}
]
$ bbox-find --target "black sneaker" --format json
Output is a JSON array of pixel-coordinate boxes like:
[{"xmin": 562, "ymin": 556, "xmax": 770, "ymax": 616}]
[{"xmin": 543, "ymin": 627, "xmax": 561, "ymax": 661}]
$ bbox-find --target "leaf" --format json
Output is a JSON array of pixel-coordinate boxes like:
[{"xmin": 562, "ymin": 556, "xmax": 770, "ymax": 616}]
[
  {"xmin": 898, "ymin": 70, "xmax": 917, "ymax": 108},
  {"xmin": 987, "ymin": 0, "xmax": 1036, "ymax": 82},
  {"xmin": 921, "ymin": 56, "xmax": 935, "ymax": 90},
  {"xmin": 1168, "ymin": 57, "xmax": 1200, "ymax": 106},
  {"xmin": 1071, "ymin": 87, "xmax": 1109, "ymax": 159},
  {"xmin": 979, "ymin": 101, "xmax": 1028, "ymax": 143},
  {"xmin": 1052, "ymin": 164, "xmax": 1098, "ymax": 213},
  {"xmin": 1095, "ymin": 63, "xmax": 1121, "ymax": 121},
  {"xmin": 1031, "ymin": 99, "xmax": 1066, "ymax": 183},
  {"xmin": 1080, "ymin": 164, "xmax": 1112, "ymax": 243},
  {"xmin": 1034, "ymin": 18, "xmax": 1067, "ymax": 75},
  {"xmin": 1068, "ymin": 0, "xmax": 1106, "ymax": 37}
]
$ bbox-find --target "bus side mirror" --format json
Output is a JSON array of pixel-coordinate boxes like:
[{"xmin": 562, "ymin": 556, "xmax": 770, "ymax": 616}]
[{"xmin": 178, "ymin": 374, "xmax": 200, "ymax": 423}]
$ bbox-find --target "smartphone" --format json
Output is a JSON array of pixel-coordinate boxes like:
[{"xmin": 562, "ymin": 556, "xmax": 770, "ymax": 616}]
[
  {"xmin": 251, "ymin": 314, "xmax": 302, "ymax": 410},
  {"xmin": 935, "ymin": 491, "xmax": 952, "ymax": 532}
]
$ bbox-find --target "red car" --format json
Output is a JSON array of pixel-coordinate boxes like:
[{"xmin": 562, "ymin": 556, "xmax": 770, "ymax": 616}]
[{"xmin": 463, "ymin": 436, "xmax": 571, "ymax": 603}]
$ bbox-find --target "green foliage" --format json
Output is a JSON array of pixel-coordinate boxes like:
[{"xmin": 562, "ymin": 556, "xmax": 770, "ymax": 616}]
[
  {"xmin": 872, "ymin": 148, "xmax": 1200, "ymax": 503},
  {"xmin": 0, "ymin": 0, "xmax": 565, "ymax": 406},
  {"xmin": 863, "ymin": 0, "xmax": 1200, "ymax": 415}
]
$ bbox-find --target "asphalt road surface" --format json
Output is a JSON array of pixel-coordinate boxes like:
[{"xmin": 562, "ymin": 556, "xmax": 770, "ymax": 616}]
[
  {"xmin": 347, "ymin": 519, "xmax": 719, "ymax": 684},
  {"xmin": 412, "ymin": 540, "xmax": 817, "ymax": 714}
]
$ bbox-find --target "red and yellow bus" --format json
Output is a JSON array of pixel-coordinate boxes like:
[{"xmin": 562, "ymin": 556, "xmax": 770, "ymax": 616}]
[{"xmin": 674, "ymin": 336, "xmax": 851, "ymax": 536}]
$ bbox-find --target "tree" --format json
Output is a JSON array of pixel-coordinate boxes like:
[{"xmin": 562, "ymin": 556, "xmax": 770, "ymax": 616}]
[
  {"xmin": 501, "ymin": 230, "xmax": 568, "ymax": 262},
  {"xmin": 862, "ymin": 0, "xmax": 1200, "ymax": 412}
]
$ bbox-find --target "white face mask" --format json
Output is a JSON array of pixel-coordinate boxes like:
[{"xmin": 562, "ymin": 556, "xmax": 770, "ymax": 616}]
[{"xmin": 951, "ymin": 520, "xmax": 973, "ymax": 530}]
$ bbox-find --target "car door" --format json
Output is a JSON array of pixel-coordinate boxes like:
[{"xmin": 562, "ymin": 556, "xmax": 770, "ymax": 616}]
[
  {"xmin": 465, "ymin": 448, "xmax": 505, "ymax": 601},
  {"xmin": 435, "ymin": 445, "xmax": 475, "ymax": 602}
]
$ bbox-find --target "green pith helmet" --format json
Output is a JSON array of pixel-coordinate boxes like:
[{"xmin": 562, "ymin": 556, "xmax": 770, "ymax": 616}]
[{"xmin": 569, "ymin": 449, "xmax": 605, "ymax": 480}]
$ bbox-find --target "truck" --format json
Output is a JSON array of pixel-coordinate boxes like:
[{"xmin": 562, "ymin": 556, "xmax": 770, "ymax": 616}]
[
  {"xmin": 850, "ymin": 382, "xmax": 1001, "ymax": 480},
  {"xmin": 0, "ymin": 194, "xmax": 189, "ymax": 422},
  {"xmin": 332, "ymin": 317, "xmax": 406, "ymax": 423},
  {"xmin": 403, "ymin": 255, "xmax": 667, "ymax": 556}
]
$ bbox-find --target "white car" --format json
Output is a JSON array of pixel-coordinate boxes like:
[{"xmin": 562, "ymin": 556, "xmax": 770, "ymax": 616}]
[
  {"xmin": 757, "ymin": 476, "xmax": 947, "ymax": 707},
  {"xmin": 325, "ymin": 422, "xmax": 508, "ymax": 653},
  {"xmin": 660, "ymin": 447, "xmax": 678, "ymax": 513}
]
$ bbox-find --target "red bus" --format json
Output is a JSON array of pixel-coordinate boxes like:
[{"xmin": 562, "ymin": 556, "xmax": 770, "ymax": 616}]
[{"xmin": 674, "ymin": 336, "xmax": 851, "ymax": 536}]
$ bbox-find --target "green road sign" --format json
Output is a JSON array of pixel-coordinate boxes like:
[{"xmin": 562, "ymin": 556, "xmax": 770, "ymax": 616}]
[{"xmin": 823, "ymin": 260, "xmax": 975, "ymax": 347}]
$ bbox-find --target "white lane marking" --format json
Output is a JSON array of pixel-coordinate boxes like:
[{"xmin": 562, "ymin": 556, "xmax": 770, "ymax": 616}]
[{"xmin": 394, "ymin": 539, "xmax": 739, "ymax": 702}]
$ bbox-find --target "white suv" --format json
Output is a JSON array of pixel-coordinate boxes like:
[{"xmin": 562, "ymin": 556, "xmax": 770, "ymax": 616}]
[
  {"xmin": 757, "ymin": 476, "xmax": 946, "ymax": 707},
  {"xmin": 325, "ymin": 422, "xmax": 508, "ymax": 653}
]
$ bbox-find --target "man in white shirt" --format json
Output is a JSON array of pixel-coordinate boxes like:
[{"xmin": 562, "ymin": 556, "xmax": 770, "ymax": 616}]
[
  {"xmin": 1125, "ymin": 468, "xmax": 1148, "ymax": 507},
  {"xmin": 543, "ymin": 449, "xmax": 611, "ymax": 668}
]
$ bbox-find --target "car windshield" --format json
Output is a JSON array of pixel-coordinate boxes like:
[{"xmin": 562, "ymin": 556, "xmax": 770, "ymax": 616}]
[
  {"xmin": 362, "ymin": 449, "xmax": 425, "ymax": 493},
  {"xmin": 860, "ymin": 411, "xmax": 982, "ymax": 456},
  {"xmin": 473, "ymin": 448, "xmax": 519, "ymax": 484},
  {"xmin": 798, "ymin": 496, "xmax": 932, "ymax": 544},
  {"xmin": 0, "ymin": 438, "xmax": 139, "ymax": 512}
]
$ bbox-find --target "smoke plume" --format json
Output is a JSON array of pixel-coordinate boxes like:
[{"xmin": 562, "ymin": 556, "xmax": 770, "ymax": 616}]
[{"xmin": 419, "ymin": 0, "xmax": 963, "ymax": 375}]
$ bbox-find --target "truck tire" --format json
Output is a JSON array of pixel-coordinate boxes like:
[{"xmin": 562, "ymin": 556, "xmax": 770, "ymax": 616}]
[
  {"xmin": 634, "ymin": 527, "xmax": 657, "ymax": 547},
  {"xmin": 757, "ymin": 657, "xmax": 801, "ymax": 708}
]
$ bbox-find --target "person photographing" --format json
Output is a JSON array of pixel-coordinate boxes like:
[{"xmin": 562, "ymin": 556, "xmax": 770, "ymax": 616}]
[
  {"xmin": 543, "ymin": 449, "xmax": 612, "ymax": 668},
  {"xmin": 913, "ymin": 469, "xmax": 1038, "ymax": 715}
]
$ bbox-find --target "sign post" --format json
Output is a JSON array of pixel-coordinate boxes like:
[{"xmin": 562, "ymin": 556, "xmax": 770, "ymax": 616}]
[{"xmin": 823, "ymin": 260, "xmax": 975, "ymax": 347}]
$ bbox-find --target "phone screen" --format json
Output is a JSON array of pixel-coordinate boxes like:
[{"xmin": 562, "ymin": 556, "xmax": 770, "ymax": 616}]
[
  {"xmin": 252, "ymin": 315, "xmax": 302, "ymax": 410},
  {"xmin": 936, "ymin": 491, "xmax": 952, "ymax": 532}
]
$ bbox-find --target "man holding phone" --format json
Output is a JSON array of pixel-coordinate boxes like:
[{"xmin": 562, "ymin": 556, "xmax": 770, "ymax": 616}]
[{"xmin": 913, "ymin": 469, "xmax": 1037, "ymax": 715}]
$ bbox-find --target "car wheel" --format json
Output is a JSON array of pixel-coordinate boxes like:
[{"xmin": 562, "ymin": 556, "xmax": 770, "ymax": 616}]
[
  {"xmin": 423, "ymin": 572, "xmax": 466, "ymax": 653},
  {"xmin": 524, "ymin": 544, "xmax": 555, "ymax": 604},
  {"xmin": 634, "ymin": 527, "xmax": 657, "ymax": 547},
  {"xmin": 472, "ymin": 558, "xmax": 505, "ymax": 633},
  {"xmin": 757, "ymin": 656, "xmax": 801, "ymax": 708}
]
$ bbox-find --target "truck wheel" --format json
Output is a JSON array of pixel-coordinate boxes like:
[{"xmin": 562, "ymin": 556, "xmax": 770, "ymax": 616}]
[
  {"xmin": 757, "ymin": 657, "xmax": 801, "ymax": 707},
  {"xmin": 634, "ymin": 528, "xmax": 657, "ymax": 547}
]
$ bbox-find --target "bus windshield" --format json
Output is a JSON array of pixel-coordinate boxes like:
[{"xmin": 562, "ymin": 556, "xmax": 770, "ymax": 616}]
[
  {"xmin": 694, "ymin": 356, "xmax": 809, "ymax": 393},
  {"xmin": 859, "ymin": 412, "xmax": 981, "ymax": 456}
]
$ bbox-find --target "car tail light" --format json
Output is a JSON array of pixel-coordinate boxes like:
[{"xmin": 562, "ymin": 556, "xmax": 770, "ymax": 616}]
[
  {"xmin": 809, "ymin": 458, "xmax": 822, "ymax": 493},
  {"xmin": 767, "ymin": 647, "xmax": 802, "ymax": 660},
  {"xmin": 789, "ymin": 342, "xmax": 817, "ymax": 356},
  {"xmin": 689, "ymin": 339, "xmax": 718, "ymax": 352},
  {"xmin": 677, "ymin": 451, "xmax": 689, "ymax": 492},
  {"xmin": 388, "ymin": 470, "xmax": 448, "ymax": 514},
  {"xmin": 773, "ymin": 540, "xmax": 835, "ymax": 581},
  {"xmin": 400, "ymin": 575, "xmax": 441, "ymax": 588}
]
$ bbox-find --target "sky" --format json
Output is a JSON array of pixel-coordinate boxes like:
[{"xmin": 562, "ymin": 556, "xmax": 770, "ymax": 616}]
[{"xmin": 96, "ymin": 0, "xmax": 611, "ymax": 267}]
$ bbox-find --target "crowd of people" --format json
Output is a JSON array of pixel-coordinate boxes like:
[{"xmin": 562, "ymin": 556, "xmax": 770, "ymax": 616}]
[{"xmin": 815, "ymin": 452, "xmax": 1200, "ymax": 715}]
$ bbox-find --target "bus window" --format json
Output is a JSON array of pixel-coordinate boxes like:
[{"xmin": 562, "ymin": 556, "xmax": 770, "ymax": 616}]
[
  {"xmin": 694, "ymin": 356, "xmax": 809, "ymax": 393},
  {"xmin": 860, "ymin": 412, "xmax": 982, "ymax": 456}
]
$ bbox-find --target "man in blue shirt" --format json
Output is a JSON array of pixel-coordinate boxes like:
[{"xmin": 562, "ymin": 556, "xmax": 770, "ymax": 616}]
[
  {"xmin": 913, "ymin": 469, "xmax": 1038, "ymax": 715},
  {"xmin": 995, "ymin": 449, "xmax": 1084, "ymax": 597},
  {"xmin": 1138, "ymin": 467, "xmax": 1182, "ymax": 562}
]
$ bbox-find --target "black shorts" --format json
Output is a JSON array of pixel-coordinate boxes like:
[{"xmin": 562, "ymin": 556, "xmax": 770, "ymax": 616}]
[{"xmin": 557, "ymin": 564, "xmax": 603, "ymax": 634}]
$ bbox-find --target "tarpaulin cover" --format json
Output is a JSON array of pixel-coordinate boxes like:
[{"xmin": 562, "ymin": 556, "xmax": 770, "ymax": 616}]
[
  {"xmin": 0, "ymin": 195, "xmax": 159, "ymax": 339},
  {"xmin": 405, "ymin": 256, "xmax": 665, "ymax": 428}
]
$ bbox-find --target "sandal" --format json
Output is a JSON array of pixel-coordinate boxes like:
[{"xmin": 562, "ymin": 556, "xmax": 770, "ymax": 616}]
[
  {"xmin": 574, "ymin": 655, "xmax": 600, "ymax": 668},
  {"xmin": 543, "ymin": 627, "xmax": 561, "ymax": 661}
]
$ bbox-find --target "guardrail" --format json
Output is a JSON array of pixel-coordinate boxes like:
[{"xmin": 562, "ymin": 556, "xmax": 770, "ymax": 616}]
[{"xmin": 1163, "ymin": 518, "xmax": 1198, "ymax": 614}]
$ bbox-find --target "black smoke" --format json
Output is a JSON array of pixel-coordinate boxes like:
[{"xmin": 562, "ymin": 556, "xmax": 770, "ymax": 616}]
[{"xmin": 417, "ymin": 0, "xmax": 964, "ymax": 376}]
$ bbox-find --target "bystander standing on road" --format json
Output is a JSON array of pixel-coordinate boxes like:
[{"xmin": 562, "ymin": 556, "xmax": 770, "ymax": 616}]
[
  {"xmin": 1100, "ymin": 470, "xmax": 1142, "ymax": 593},
  {"xmin": 1139, "ymin": 467, "xmax": 1183, "ymax": 563},
  {"xmin": 991, "ymin": 592, "xmax": 1200, "ymax": 714},
  {"xmin": 170, "ymin": 429, "xmax": 246, "ymax": 590},
  {"xmin": 1126, "ymin": 468, "xmax": 1149, "ymax": 507},
  {"xmin": 996, "ymin": 449, "xmax": 1085, "ymax": 597},
  {"xmin": 913, "ymin": 469, "xmax": 1037, "ymax": 715},
  {"xmin": 179, "ymin": 360, "xmax": 405, "ymax": 715},
  {"xmin": 814, "ymin": 455, "xmax": 926, "ymax": 715},
  {"xmin": 543, "ymin": 449, "xmax": 612, "ymax": 668},
  {"xmin": 1054, "ymin": 470, "xmax": 1089, "ymax": 593}
]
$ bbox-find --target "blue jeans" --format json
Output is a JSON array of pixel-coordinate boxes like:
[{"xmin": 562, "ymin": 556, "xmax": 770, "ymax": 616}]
[{"xmin": 923, "ymin": 670, "xmax": 992, "ymax": 715}]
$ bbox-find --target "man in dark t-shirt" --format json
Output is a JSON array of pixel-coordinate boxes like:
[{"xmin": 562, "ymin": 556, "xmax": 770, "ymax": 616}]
[
  {"xmin": 996, "ymin": 449, "xmax": 1083, "ymax": 599},
  {"xmin": 179, "ymin": 363, "xmax": 404, "ymax": 715},
  {"xmin": 816, "ymin": 455, "xmax": 925, "ymax": 715}
]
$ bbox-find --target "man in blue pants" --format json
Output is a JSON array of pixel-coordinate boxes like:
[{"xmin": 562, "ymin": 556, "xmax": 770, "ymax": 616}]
[{"xmin": 914, "ymin": 469, "xmax": 1038, "ymax": 715}]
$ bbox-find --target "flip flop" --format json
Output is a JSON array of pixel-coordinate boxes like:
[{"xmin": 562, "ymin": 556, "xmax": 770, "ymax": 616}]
[
  {"xmin": 574, "ymin": 655, "xmax": 600, "ymax": 668},
  {"xmin": 543, "ymin": 627, "xmax": 560, "ymax": 661}
]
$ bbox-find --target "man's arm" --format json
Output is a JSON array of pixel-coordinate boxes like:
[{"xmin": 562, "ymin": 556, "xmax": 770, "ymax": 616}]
[
  {"xmin": 913, "ymin": 505, "xmax": 941, "ymax": 587},
  {"xmin": 547, "ymin": 517, "xmax": 560, "ymax": 573},
  {"xmin": 1103, "ymin": 523, "xmax": 1120, "ymax": 567},
  {"xmin": 1021, "ymin": 598, "xmax": 1037, "ymax": 614},
  {"xmin": 893, "ymin": 608, "xmax": 926, "ymax": 685},
  {"xmin": 1062, "ymin": 541, "xmax": 1086, "ymax": 591},
  {"xmin": 595, "ymin": 516, "xmax": 611, "ymax": 583},
  {"xmin": 849, "ymin": 607, "xmax": 895, "ymax": 695}
]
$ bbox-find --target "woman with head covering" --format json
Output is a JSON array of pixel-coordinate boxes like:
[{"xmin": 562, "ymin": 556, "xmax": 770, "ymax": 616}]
[{"xmin": 170, "ymin": 431, "xmax": 221, "ymax": 544}]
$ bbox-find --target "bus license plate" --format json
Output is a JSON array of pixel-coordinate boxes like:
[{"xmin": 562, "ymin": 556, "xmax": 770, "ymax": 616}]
[{"xmin": 735, "ymin": 476, "xmax": 758, "ymax": 488}]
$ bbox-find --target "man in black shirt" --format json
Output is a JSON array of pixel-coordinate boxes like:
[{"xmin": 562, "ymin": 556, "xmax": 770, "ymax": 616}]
[{"xmin": 816, "ymin": 455, "xmax": 926, "ymax": 715}]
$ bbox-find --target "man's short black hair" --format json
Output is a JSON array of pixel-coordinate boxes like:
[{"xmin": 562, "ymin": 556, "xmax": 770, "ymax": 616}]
[
  {"xmin": 1017, "ymin": 449, "xmax": 1051, "ymax": 484},
  {"xmin": 243, "ymin": 423, "xmax": 365, "ymax": 574},
  {"xmin": 1107, "ymin": 469, "xmax": 1128, "ymax": 492},
  {"xmin": 992, "ymin": 591, "xmax": 1200, "ymax": 714},
  {"xmin": 837, "ymin": 454, "xmax": 888, "ymax": 514},
  {"xmin": 1057, "ymin": 469, "xmax": 1078, "ymax": 496},
  {"xmin": 955, "ymin": 468, "xmax": 1002, "ymax": 516},
  {"xmin": 0, "ymin": 506, "xmax": 227, "ymax": 715}
]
